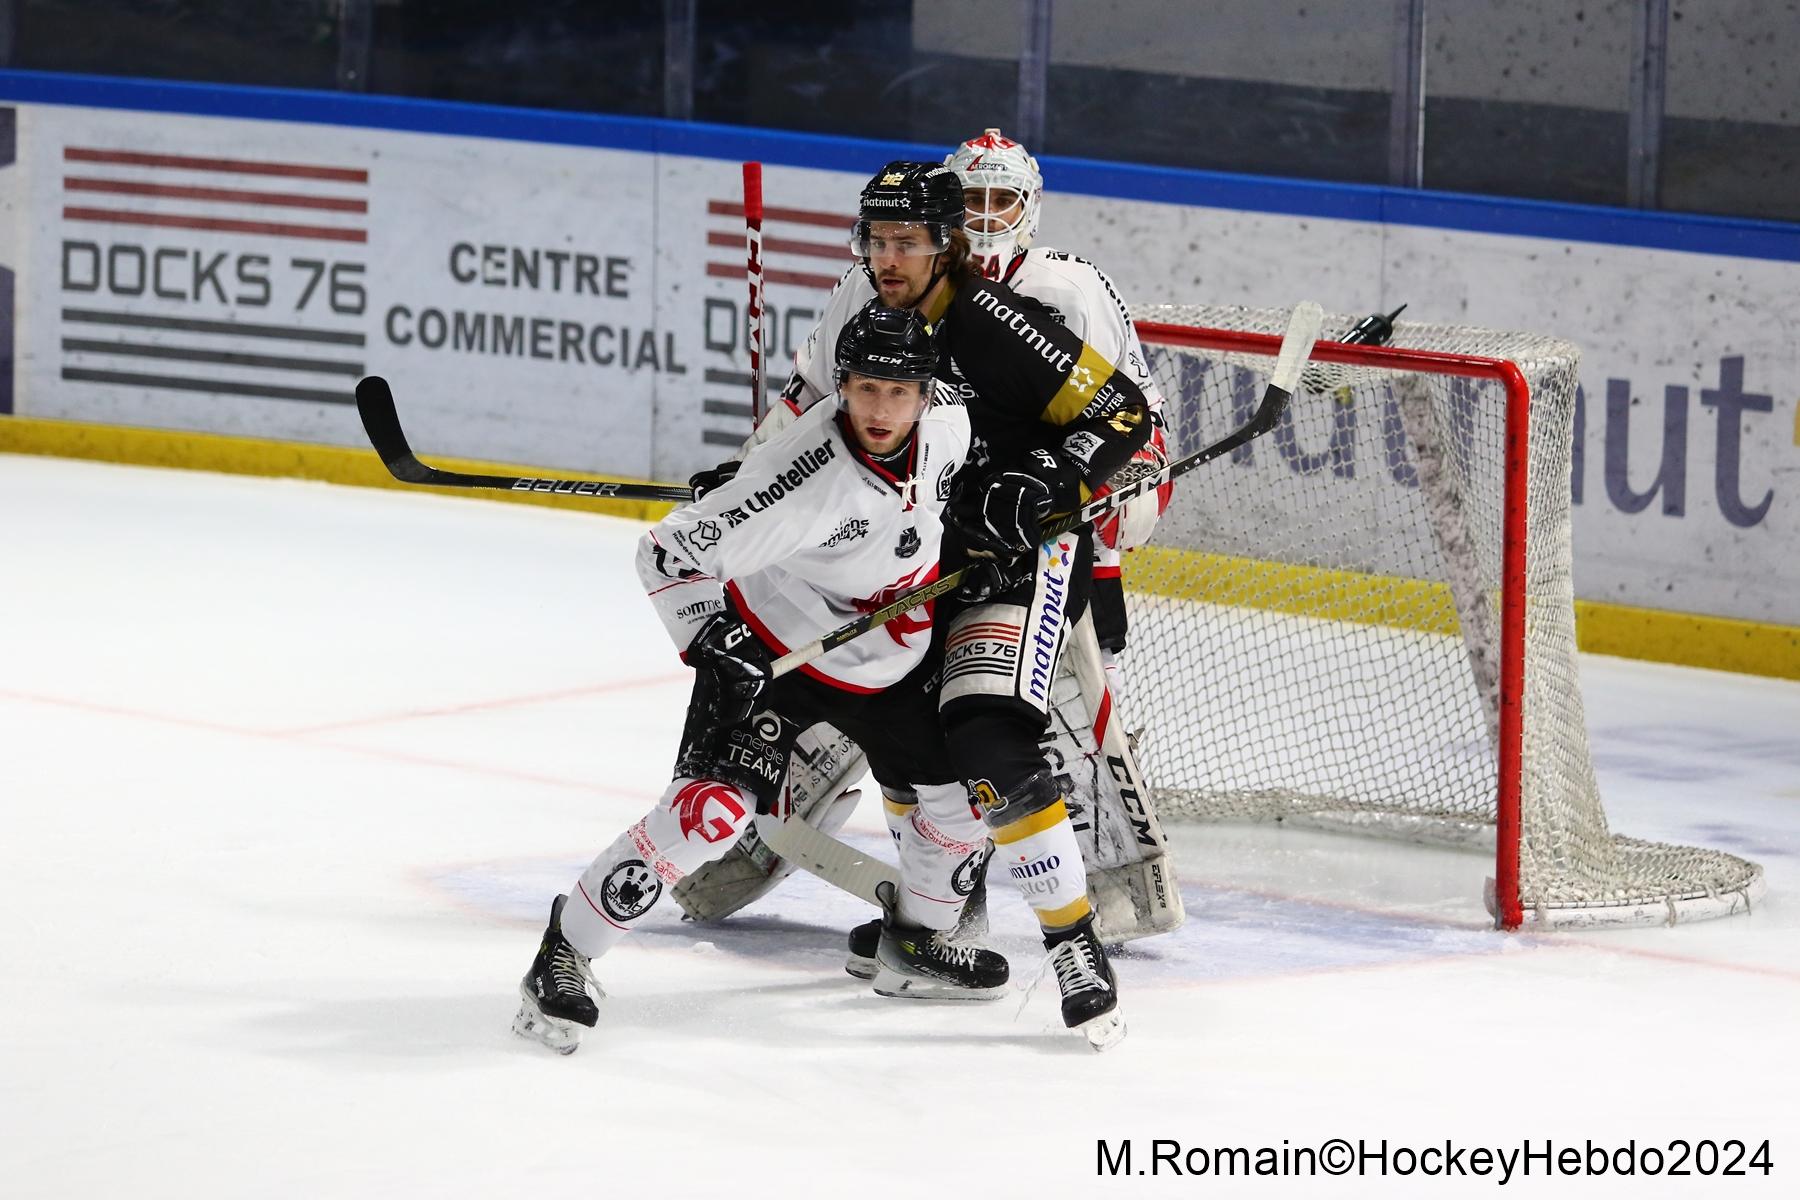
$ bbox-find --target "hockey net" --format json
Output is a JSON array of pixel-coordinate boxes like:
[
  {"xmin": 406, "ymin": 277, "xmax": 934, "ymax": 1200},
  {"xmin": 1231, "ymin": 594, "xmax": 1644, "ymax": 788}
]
[{"xmin": 1122, "ymin": 303, "xmax": 1763, "ymax": 929}]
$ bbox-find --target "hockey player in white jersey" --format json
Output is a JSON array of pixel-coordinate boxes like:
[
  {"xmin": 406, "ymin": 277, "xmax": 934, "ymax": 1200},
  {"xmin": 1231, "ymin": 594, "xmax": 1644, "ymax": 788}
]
[
  {"xmin": 943, "ymin": 127, "xmax": 1174, "ymax": 663},
  {"xmin": 514, "ymin": 304, "xmax": 1001, "ymax": 1054},
  {"xmin": 709, "ymin": 130, "xmax": 1173, "ymax": 659},
  {"xmin": 683, "ymin": 134, "xmax": 1180, "ymax": 973}
]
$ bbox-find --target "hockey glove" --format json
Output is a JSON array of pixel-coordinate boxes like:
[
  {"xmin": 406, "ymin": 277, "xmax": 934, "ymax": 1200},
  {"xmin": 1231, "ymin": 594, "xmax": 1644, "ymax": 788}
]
[
  {"xmin": 688, "ymin": 459, "xmax": 741, "ymax": 500},
  {"xmin": 950, "ymin": 449, "xmax": 1082, "ymax": 559},
  {"xmin": 957, "ymin": 555, "xmax": 1033, "ymax": 605},
  {"xmin": 686, "ymin": 611, "xmax": 772, "ymax": 727},
  {"xmin": 1093, "ymin": 423, "xmax": 1172, "ymax": 551}
]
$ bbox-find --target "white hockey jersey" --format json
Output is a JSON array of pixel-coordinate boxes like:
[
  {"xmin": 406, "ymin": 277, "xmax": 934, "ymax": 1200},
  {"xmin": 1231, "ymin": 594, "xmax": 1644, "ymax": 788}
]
[
  {"xmin": 746, "ymin": 249, "xmax": 1163, "ymax": 453},
  {"xmin": 638, "ymin": 389, "xmax": 971, "ymax": 693}
]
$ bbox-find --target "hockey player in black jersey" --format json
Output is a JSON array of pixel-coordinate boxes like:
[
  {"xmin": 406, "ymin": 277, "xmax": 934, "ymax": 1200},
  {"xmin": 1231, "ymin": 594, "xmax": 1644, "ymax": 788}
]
[{"xmin": 855, "ymin": 160, "xmax": 1152, "ymax": 1048}]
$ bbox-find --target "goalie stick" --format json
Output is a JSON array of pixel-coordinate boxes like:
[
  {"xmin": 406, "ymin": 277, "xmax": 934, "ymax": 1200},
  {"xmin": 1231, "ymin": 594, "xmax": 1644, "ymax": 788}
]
[
  {"xmin": 353, "ymin": 377, "xmax": 694, "ymax": 503},
  {"xmin": 768, "ymin": 299, "xmax": 1325, "ymax": 679},
  {"xmin": 752, "ymin": 811, "xmax": 898, "ymax": 908}
]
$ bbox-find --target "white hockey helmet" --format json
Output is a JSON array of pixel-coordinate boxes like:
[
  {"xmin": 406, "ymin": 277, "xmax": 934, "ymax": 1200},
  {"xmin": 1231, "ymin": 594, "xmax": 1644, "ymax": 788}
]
[{"xmin": 943, "ymin": 128, "xmax": 1042, "ymax": 279}]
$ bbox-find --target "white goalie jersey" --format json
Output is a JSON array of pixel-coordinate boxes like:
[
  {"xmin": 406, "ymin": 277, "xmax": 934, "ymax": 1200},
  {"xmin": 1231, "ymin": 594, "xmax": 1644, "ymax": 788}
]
[
  {"xmin": 746, "ymin": 249, "xmax": 1164, "ymax": 454},
  {"xmin": 638, "ymin": 389, "xmax": 970, "ymax": 692}
]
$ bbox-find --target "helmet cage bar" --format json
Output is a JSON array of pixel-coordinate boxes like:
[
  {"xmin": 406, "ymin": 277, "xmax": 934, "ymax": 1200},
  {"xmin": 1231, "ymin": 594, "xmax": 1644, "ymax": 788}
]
[{"xmin": 961, "ymin": 185, "xmax": 1029, "ymax": 239}]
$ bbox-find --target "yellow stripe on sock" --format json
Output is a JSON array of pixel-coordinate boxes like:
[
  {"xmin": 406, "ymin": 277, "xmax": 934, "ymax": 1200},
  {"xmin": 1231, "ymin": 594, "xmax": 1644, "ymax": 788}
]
[
  {"xmin": 882, "ymin": 795, "xmax": 916, "ymax": 817},
  {"xmin": 1035, "ymin": 895, "xmax": 1092, "ymax": 930},
  {"xmin": 991, "ymin": 797, "xmax": 1070, "ymax": 845}
]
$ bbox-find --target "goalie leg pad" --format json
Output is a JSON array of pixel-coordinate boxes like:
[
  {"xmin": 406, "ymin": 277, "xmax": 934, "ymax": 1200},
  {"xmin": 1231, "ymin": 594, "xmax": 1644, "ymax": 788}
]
[{"xmin": 1045, "ymin": 612, "xmax": 1185, "ymax": 943}]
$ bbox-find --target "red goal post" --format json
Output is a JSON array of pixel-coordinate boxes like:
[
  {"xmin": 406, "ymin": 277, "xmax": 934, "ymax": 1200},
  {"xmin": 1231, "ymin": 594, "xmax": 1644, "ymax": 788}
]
[{"xmin": 1123, "ymin": 304, "xmax": 1762, "ymax": 929}]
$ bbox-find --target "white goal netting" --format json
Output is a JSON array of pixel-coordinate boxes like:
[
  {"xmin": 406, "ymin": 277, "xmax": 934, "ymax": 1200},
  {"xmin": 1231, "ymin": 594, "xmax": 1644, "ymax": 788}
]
[{"xmin": 1121, "ymin": 303, "xmax": 1763, "ymax": 928}]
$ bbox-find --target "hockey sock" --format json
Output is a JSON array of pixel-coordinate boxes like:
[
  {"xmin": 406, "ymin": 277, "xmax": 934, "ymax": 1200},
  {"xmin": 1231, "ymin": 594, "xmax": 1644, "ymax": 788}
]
[
  {"xmin": 561, "ymin": 776, "xmax": 754, "ymax": 959},
  {"xmin": 991, "ymin": 795, "xmax": 1092, "ymax": 934},
  {"xmin": 887, "ymin": 782, "xmax": 987, "ymax": 931}
]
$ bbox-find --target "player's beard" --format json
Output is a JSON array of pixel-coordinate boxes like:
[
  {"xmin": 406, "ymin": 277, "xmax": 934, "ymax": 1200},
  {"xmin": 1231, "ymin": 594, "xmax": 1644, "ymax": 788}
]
[{"xmin": 875, "ymin": 257, "xmax": 937, "ymax": 310}]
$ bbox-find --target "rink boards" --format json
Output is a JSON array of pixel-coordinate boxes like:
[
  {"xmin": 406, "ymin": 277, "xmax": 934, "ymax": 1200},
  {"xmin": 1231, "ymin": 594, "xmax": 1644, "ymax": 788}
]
[{"xmin": 0, "ymin": 70, "xmax": 1797, "ymax": 671}]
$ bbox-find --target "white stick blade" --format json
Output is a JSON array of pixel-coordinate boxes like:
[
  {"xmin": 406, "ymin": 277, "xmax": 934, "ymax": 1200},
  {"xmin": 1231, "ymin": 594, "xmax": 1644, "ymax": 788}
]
[{"xmin": 1268, "ymin": 300, "xmax": 1324, "ymax": 395}]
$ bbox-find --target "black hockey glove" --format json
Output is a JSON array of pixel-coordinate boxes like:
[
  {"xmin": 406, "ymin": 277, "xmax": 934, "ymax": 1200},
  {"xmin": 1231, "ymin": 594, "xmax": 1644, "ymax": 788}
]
[
  {"xmin": 687, "ymin": 459, "xmax": 741, "ymax": 500},
  {"xmin": 686, "ymin": 611, "xmax": 772, "ymax": 727},
  {"xmin": 957, "ymin": 556, "xmax": 1033, "ymax": 605},
  {"xmin": 949, "ymin": 449, "xmax": 1082, "ymax": 559}
]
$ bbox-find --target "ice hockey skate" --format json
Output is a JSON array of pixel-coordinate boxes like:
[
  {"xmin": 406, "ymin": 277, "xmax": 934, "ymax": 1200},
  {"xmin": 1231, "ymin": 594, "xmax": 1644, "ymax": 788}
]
[
  {"xmin": 846, "ymin": 853, "xmax": 990, "ymax": 979},
  {"xmin": 869, "ymin": 881, "xmax": 1009, "ymax": 1000},
  {"xmin": 512, "ymin": 894, "xmax": 602, "ymax": 1055},
  {"xmin": 1043, "ymin": 917, "xmax": 1125, "ymax": 1050},
  {"xmin": 845, "ymin": 917, "xmax": 880, "ymax": 980}
]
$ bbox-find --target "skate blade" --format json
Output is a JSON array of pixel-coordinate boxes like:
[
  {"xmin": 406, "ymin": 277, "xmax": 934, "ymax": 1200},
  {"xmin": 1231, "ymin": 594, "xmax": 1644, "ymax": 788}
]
[
  {"xmin": 1078, "ymin": 1009, "xmax": 1127, "ymax": 1052},
  {"xmin": 511, "ymin": 994, "xmax": 586, "ymax": 1056},
  {"xmin": 844, "ymin": 954, "xmax": 878, "ymax": 981},
  {"xmin": 871, "ymin": 966, "xmax": 1006, "ymax": 1001}
]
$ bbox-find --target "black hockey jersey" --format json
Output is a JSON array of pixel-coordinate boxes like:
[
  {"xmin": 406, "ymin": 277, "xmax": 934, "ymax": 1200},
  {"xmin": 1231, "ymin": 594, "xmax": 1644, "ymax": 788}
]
[{"xmin": 919, "ymin": 273, "xmax": 1150, "ymax": 502}]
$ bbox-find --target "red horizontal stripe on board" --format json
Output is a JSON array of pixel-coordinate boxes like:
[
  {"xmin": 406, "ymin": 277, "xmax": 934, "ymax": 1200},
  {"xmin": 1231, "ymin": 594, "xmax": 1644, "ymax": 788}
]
[
  {"xmin": 705, "ymin": 229, "xmax": 848, "ymax": 261},
  {"xmin": 64, "ymin": 207, "xmax": 367, "ymax": 244},
  {"xmin": 708, "ymin": 199, "xmax": 847, "ymax": 230},
  {"xmin": 705, "ymin": 260, "xmax": 840, "ymax": 290},
  {"xmin": 66, "ymin": 147, "xmax": 367, "ymax": 183},
  {"xmin": 64, "ymin": 177, "xmax": 368, "ymax": 213}
]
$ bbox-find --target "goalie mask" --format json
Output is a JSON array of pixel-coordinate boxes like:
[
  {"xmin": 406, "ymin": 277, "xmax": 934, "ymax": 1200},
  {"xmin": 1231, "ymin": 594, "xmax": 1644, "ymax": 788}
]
[{"xmin": 944, "ymin": 128, "xmax": 1042, "ymax": 280}]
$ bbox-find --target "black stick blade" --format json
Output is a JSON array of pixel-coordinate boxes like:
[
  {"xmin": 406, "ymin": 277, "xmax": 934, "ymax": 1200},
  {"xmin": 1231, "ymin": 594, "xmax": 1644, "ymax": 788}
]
[{"xmin": 354, "ymin": 376, "xmax": 432, "ymax": 484}]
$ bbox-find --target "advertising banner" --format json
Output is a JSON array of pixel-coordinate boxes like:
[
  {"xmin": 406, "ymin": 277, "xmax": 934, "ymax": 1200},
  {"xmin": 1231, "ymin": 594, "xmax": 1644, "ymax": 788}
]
[{"xmin": 1, "ymin": 88, "xmax": 1795, "ymax": 628}]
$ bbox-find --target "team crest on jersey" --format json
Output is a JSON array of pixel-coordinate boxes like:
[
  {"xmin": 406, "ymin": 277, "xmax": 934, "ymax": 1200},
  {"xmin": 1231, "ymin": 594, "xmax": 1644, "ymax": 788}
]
[
  {"xmin": 935, "ymin": 462, "xmax": 955, "ymax": 502},
  {"xmin": 672, "ymin": 780, "xmax": 748, "ymax": 844},
  {"xmin": 677, "ymin": 519, "xmax": 722, "ymax": 556},
  {"xmin": 600, "ymin": 859, "xmax": 663, "ymax": 921},
  {"xmin": 894, "ymin": 527, "xmax": 921, "ymax": 558}
]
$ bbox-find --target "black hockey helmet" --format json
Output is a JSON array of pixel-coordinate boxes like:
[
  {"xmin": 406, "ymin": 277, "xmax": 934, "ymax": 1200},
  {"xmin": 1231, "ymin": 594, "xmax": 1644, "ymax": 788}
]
[
  {"xmin": 859, "ymin": 161, "xmax": 965, "ymax": 228},
  {"xmin": 852, "ymin": 161, "xmax": 965, "ymax": 259},
  {"xmin": 834, "ymin": 302, "xmax": 938, "ymax": 386}
]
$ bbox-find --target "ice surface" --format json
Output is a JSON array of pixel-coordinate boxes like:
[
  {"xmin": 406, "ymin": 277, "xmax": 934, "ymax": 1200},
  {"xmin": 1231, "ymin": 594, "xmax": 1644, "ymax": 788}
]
[{"xmin": 3, "ymin": 455, "xmax": 1795, "ymax": 1198}]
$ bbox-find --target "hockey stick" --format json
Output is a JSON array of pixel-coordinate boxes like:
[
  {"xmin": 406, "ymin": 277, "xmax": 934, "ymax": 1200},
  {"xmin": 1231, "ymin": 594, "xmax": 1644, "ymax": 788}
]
[
  {"xmin": 353, "ymin": 377, "xmax": 694, "ymax": 503},
  {"xmin": 752, "ymin": 811, "xmax": 897, "ymax": 908},
  {"xmin": 769, "ymin": 299, "xmax": 1325, "ymax": 679},
  {"xmin": 743, "ymin": 162, "xmax": 767, "ymax": 424}
]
